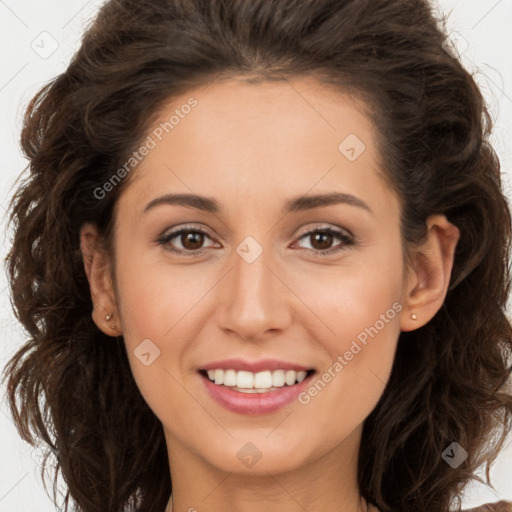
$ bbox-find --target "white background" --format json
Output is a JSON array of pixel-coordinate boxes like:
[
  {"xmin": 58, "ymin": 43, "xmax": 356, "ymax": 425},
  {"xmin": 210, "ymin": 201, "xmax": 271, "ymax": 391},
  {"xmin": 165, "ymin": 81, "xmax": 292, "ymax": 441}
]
[{"xmin": 1, "ymin": 1, "xmax": 511, "ymax": 510}]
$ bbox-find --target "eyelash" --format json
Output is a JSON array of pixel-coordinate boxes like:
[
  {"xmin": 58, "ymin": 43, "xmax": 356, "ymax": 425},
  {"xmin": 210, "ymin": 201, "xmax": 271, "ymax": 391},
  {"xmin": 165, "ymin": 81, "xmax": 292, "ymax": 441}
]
[{"xmin": 156, "ymin": 225, "xmax": 355, "ymax": 257}]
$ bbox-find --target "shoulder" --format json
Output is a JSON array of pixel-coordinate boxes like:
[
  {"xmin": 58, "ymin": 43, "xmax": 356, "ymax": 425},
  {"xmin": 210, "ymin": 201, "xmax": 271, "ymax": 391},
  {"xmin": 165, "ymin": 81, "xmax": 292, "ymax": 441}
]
[{"xmin": 462, "ymin": 502, "xmax": 512, "ymax": 512}]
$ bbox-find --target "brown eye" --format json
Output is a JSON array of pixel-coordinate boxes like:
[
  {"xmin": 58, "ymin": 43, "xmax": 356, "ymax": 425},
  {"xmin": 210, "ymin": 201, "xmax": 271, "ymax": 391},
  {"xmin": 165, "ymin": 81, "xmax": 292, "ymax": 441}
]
[
  {"xmin": 157, "ymin": 227, "xmax": 216, "ymax": 255},
  {"xmin": 309, "ymin": 231, "xmax": 334, "ymax": 251},
  {"xmin": 180, "ymin": 231, "xmax": 205, "ymax": 250},
  {"xmin": 295, "ymin": 227, "xmax": 354, "ymax": 256}
]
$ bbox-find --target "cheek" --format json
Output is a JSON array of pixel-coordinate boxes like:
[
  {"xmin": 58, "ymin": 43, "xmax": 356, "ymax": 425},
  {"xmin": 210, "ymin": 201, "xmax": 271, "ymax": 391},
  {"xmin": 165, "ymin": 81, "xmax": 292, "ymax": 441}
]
[
  {"xmin": 112, "ymin": 249, "xmax": 220, "ymax": 394},
  {"xmin": 293, "ymin": 250, "xmax": 404, "ymax": 406},
  {"xmin": 113, "ymin": 233, "xmax": 210, "ymax": 343},
  {"xmin": 331, "ymin": 270, "xmax": 402, "ymax": 353},
  {"xmin": 112, "ymin": 257, "xmax": 201, "ymax": 419},
  {"xmin": 293, "ymin": 252, "xmax": 403, "ymax": 353}
]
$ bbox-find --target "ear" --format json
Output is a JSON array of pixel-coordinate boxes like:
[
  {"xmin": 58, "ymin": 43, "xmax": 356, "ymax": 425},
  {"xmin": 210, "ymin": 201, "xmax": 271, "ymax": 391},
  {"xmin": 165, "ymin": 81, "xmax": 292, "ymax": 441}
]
[
  {"xmin": 79, "ymin": 222, "xmax": 122, "ymax": 337},
  {"xmin": 400, "ymin": 214, "xmax": 460, "ymax": 332}
]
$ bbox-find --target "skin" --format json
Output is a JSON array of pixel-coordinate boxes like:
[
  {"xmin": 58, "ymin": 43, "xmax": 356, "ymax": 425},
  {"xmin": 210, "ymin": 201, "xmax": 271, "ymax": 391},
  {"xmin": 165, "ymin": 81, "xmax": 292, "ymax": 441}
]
[{"xmin": 80, "ymin": 76, "xmax": 460, "ymax": 512}]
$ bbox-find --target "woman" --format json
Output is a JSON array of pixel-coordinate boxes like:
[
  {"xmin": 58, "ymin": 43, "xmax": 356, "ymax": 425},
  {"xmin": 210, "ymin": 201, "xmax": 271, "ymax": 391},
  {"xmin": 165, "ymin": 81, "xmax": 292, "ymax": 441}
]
[{"xmin": 2, "ymin": 0, "xmax": 512, "ymax": 511}]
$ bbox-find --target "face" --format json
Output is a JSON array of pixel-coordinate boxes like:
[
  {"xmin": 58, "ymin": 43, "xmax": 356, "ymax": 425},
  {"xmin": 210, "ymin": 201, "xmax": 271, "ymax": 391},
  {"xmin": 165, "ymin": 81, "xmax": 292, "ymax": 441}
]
[{"xmin": 93, "ymin": 76, "xmax": 413, "ymax": 478}]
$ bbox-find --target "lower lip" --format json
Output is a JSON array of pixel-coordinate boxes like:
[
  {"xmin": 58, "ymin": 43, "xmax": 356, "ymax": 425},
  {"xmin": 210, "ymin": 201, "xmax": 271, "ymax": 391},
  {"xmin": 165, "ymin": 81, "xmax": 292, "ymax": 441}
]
[{"xmin": 200, "ymin": 372, "xmax": 314, "ymax": 415}]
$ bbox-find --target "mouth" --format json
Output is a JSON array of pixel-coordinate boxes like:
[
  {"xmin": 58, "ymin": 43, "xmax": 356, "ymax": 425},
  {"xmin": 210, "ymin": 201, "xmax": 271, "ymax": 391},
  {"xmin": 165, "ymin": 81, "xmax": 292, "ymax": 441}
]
[
  {"xmin": 198, "ymin": 368, "xmax": 316, "ymax": 393},
  {"xmin": 198, "ymin": 363, "xmax": 316, "ymax": 415}
]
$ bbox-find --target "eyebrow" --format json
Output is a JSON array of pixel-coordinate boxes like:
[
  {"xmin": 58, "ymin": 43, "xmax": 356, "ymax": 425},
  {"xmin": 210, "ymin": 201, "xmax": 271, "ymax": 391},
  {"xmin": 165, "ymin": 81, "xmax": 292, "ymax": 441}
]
[{"xmin": 143, "ymin": 192, "xmax": 372, "ymax": 215}]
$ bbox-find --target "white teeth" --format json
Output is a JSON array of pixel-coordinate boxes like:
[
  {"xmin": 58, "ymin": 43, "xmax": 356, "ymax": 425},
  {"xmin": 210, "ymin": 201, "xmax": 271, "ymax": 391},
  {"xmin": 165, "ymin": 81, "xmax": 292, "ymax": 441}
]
[
  {"xmin": 224, "ymin": 369, "xmax": 237, "ymax": 387},
  {"xmin": 296, "ymin": 371, "xmax": 307, "ymax": 383},
  {"xmin": 236, "ymin": 371, "xmax": 254, "ymax": 389},
  {"xmin": 204, "ymin": 368, "xmax": 310, "ymax": 389},
  {"xmin": 272, "ymin": 369, "xmax": 285, "ymax": 387},
  {"xmin": 214, "ymin": 369, "xmax": 224, "ymax": 385},
  {"xmin": 285, "ymin": 370, "xmax": 296, "ymax": 386},
  {"xmin": 254, "ymin": 371, "xmax": 273, "ymax": 388}
]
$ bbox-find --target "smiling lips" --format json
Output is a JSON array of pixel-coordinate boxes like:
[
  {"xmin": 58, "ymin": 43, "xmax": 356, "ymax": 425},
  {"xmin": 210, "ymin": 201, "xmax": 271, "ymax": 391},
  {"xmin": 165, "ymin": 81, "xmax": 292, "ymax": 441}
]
[
  {"xmin": 199, "ymin": 359, "xmax": 315, "ymax": 415},
  {"xmin": 205, "ymin": 368, "xmax": 308, "ymax": 393}
]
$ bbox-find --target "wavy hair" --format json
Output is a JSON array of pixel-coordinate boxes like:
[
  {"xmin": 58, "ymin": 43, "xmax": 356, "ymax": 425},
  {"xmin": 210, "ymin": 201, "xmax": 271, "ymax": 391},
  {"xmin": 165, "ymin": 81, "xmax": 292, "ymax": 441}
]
[{"xmin": 3, "ymin": 0, "xmax": 512, "ymax": 511}]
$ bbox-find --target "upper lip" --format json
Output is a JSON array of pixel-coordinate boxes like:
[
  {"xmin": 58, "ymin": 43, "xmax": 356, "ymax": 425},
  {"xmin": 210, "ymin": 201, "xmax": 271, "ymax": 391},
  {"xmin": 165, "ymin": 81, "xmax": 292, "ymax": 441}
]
[{"xmin": 199, "ymin": 358, "xmax": 312, "ymax": 373}]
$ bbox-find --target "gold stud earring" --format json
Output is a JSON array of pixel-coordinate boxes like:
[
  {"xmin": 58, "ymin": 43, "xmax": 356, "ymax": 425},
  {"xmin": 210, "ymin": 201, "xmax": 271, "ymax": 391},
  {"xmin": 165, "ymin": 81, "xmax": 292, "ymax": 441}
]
[{"xmin": 411, "ymin": 314, "xmax": 418, "ymax": 321}]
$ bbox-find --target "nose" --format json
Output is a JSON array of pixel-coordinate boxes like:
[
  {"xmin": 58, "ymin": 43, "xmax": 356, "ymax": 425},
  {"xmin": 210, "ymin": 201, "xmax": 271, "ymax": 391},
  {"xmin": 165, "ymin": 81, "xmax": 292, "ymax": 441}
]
[{"xmin": 215, "ymin": 238, "xmax": 292, "ymax": 342}]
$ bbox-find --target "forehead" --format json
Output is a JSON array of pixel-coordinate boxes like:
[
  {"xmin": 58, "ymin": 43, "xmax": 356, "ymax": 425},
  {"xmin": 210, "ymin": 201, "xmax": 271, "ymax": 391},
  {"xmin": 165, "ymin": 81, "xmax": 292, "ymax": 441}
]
[{"xmin": 118, "ymin": 76, "xmax": 396, "ymax": 219}]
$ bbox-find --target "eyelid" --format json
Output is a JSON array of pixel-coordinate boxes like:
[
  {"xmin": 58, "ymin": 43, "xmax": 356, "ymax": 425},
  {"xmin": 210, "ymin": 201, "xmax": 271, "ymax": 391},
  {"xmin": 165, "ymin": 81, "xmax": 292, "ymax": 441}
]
[
  {"xmin": 295, "ymin": 223, "xmax": 355, "ymax": 239},
  {"xmin": 156, "ymin": 225, "xmax": 217, "ymax": 250}
]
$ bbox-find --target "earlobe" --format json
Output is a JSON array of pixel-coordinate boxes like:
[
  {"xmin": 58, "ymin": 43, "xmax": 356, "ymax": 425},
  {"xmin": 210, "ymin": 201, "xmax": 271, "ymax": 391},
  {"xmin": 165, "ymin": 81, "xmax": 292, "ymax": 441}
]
[
  {"xmin": 79, "ymin": 223, "xmax": 122, "ymax": 337},
  {"xmin": 400, "ymin": 215, "xmax": 460, "ymax": 332}
]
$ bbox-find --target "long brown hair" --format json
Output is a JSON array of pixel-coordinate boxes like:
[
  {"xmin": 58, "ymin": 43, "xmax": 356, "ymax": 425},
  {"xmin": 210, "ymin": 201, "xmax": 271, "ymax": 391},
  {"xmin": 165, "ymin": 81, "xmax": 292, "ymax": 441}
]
[{"xmin": 3, "ymin": 1, "xmax": 512, "ymax": 511}]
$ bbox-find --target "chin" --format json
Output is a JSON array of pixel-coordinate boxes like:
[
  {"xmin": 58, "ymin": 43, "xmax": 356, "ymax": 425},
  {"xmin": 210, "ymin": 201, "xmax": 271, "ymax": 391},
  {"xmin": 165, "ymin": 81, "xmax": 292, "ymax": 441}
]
[{"xmin": 199, "ymin": 436, "xmax": 318, "ymax": 476}]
